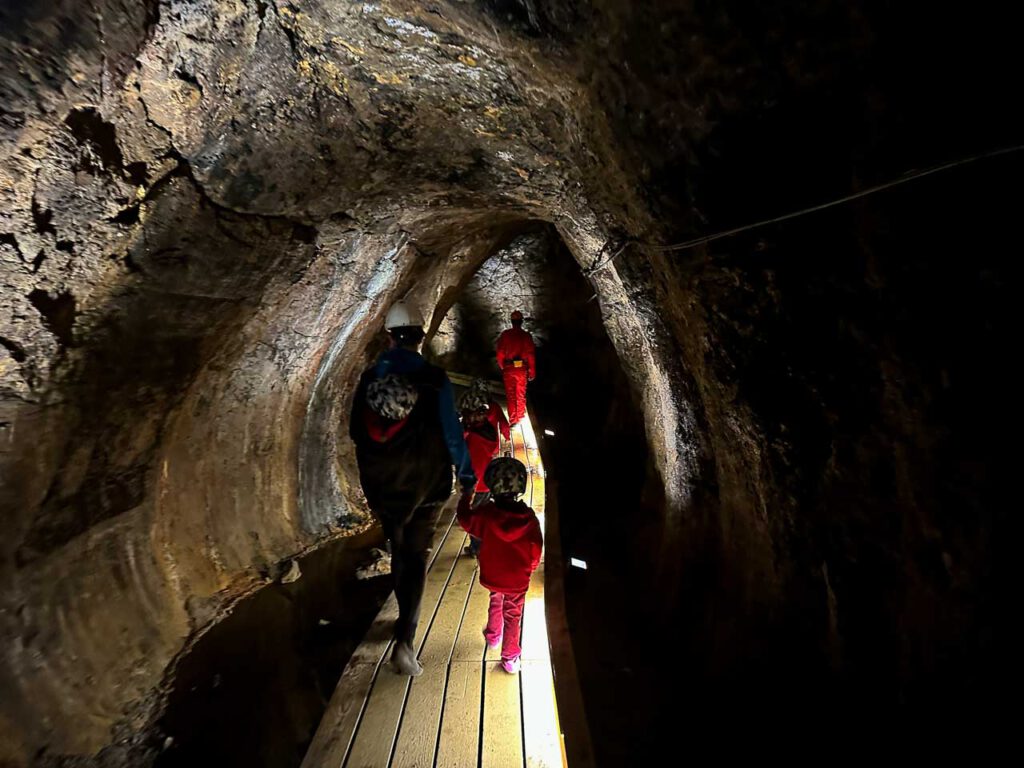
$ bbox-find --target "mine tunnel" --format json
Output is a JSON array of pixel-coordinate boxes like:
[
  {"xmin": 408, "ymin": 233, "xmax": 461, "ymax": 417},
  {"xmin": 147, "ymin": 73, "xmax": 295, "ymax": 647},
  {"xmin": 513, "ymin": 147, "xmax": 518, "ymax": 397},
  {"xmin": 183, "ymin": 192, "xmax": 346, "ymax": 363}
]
[{"xmin": 0, "ymin": 0, "xmax": 1017, "ymax": 765}]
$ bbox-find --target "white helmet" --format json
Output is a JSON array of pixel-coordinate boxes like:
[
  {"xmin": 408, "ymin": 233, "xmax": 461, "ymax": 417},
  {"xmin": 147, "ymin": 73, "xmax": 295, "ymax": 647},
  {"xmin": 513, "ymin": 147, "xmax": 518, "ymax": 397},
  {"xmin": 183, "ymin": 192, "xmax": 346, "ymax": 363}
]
[{"xmin": 384, "ymin": 301, "xmax": 423, "ymax": 330}]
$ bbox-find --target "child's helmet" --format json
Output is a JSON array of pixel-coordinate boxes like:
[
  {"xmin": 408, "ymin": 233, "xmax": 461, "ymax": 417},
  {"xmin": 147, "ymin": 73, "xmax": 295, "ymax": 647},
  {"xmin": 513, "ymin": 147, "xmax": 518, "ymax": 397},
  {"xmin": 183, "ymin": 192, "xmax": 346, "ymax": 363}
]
[
  {"xmin": 367, "ymin": 374, "xmax": 418, "ymax": 420},
  {"xmin": 460, "ymin": 388, "xmax": 488, "ymax": 414},
  {"xmin": 484, "ymin": 457, "xmax": 528, "ymax": 497}
]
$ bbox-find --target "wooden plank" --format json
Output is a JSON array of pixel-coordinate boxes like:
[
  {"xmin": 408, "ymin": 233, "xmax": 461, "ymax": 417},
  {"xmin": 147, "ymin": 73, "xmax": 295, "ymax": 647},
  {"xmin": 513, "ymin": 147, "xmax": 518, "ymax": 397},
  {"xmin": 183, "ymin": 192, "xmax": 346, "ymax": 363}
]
[
  {"xmin": 520, "ymin": 563, "xmax": 561, "ymax": 767},
  {"xmin": 522, "ymin": 660, "xmax": 562, "ymax": 768},
  {"xmin": 301, "ymin": 661, "xmax": 378, "ymax": 768},
  {"xmin": 435, "ymin": 661, "xmax": 484, "ymax": 768},
  {"xmin": 428, "ymin": 528, "xmax": 467, "ymax": 583},
  {"xmin": 452, "ymin": 579, "xmax": 489, "ymax": 662},
  {"xmin": 520, "ymin": 567, "xmax": 547, "ymax": 662},
  {"xmin": 387, "ymin": 662, "xmax": 447, "ymax": 768},
  {"xmin": 422, "ymin": 555, "xmax": 477, "ymax": 668},
  {"xmin": 391, "ymin": 555, "xmax": 476, "ymax": 768},
  {"xmin": 344, "ymin": 662, "xmax": 412, "ymax": 768},
  {"xmin": 344, "ymin": 523, "xmax": 467, "ymax": 768},
  {"xmin": 303, "ymin": 500, "xmax": 460, "ymax": 768},
  {"xmin": 430, "ymin": 502, "xmax": 459, "ymax": 564},
  {"xmin": 481, "ymin": 662, "xmax": 524, "ymax": 768},
  {"xmin": 510, "ymin": 423, "xmax": 541, "ymax": 513}
]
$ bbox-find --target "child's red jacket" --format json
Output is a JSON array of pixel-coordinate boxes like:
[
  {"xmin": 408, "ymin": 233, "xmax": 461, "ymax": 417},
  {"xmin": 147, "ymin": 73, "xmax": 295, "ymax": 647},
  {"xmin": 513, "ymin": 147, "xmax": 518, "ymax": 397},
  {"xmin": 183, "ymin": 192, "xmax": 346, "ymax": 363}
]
[{"xmin": 457, "ymin": 497, "xmax": 542, "ymax": 594}]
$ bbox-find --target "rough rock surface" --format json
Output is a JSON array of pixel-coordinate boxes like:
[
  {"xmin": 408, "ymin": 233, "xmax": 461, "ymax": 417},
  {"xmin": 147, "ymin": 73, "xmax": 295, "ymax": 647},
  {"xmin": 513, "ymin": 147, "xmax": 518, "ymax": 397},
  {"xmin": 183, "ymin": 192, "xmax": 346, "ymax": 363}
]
[
  {"xmin": 428, "ymin": 229, "xmax": 560, "ymax": 375},
  {"xmin": 1, "ymin": 0, "xmax": 1017, "ymax": 763}
]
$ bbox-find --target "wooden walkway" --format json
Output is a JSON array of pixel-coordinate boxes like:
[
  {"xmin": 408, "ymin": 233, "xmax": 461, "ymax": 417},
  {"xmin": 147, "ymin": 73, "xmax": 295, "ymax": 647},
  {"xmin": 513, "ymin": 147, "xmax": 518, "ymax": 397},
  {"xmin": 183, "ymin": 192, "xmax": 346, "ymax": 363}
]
[{"xmin": 302, "ymin": 417, "xmax": 563, "ymax": 768}]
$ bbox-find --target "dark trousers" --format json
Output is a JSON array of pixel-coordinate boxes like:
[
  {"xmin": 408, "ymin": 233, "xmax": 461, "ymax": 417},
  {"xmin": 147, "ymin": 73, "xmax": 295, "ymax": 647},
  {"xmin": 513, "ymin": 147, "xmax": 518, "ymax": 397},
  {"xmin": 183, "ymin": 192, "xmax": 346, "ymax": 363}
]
[{"xmin": 377, "ymin": 503, "xmax": 442, "ymax": 645}]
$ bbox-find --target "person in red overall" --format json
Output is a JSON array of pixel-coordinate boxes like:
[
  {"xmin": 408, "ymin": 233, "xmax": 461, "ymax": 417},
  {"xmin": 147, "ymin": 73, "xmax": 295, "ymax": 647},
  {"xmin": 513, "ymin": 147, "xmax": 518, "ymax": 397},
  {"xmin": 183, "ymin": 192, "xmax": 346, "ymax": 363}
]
[
  {"xmin": 496, "ymin": 310, "xmax": 536, "ymax": 425},
  {"xmin": 457, "ymin": 457, "xmax": 542, "ymax": 674},
  {"xmin": 460, "ymin": 379, "xmax": 511, "ymax": 556}
]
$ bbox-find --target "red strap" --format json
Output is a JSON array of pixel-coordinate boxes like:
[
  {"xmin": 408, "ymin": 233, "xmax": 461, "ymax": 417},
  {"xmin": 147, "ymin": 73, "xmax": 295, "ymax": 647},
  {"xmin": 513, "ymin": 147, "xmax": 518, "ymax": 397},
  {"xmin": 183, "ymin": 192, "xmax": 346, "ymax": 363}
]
[{"xmin": 365, "ymin": 406, "xmax": 408, "ymax": 442}]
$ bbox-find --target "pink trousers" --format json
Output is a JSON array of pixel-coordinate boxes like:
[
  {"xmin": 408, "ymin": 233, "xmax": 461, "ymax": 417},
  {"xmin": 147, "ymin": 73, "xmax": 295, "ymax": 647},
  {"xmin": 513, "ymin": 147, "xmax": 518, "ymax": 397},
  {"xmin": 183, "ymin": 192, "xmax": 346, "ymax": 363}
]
[{"xmin": 484, "ymin": 590, "xmax": 526, "ymax": 662}]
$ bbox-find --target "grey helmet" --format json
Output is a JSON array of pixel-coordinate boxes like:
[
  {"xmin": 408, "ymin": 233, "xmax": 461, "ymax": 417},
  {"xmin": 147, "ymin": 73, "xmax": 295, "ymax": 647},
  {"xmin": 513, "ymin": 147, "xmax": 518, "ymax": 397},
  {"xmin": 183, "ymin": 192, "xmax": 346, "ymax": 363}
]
[
  {"xmin": 484, "ymin": 457, "xmax": 528, "ymax": 497},
  {"xmin": 367, "ymin": 374, "xmax": 418, "ymax": 421},
  {"xmin": 461, "ymin": 389, "xmax": 488, "ymax": 414},
  {"xmin": 461, "ymin": 378, "xmax": 492, "ymax": 413}
]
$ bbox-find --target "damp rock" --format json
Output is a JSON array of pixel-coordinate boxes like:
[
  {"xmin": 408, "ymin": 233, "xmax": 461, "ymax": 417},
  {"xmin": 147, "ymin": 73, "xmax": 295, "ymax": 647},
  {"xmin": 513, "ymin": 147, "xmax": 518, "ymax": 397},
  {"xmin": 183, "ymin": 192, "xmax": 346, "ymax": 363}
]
[{"xmin": 355, "ymin": 548, "xmax": 392, "ymax": 580}]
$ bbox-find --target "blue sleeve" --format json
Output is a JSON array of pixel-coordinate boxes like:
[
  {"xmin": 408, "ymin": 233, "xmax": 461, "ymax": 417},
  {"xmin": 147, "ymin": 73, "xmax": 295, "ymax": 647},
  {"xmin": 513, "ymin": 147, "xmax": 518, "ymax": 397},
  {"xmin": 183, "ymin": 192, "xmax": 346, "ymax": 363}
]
[{"xmin": 438, "ymin": 375, "xmax": 477, "ymax": 488}]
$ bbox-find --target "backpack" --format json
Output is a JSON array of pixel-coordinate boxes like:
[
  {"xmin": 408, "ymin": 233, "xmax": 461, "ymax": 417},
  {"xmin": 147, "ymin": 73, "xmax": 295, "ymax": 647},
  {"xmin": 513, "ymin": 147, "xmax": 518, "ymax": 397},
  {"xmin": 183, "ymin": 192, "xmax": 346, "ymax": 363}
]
[
  {"xmin": 350, "ymin": 364, "xmax": 453, "ymax": 514},
  {"xmin": 364, "ymin": 373, "xmax": 417, "ymax": 443}
]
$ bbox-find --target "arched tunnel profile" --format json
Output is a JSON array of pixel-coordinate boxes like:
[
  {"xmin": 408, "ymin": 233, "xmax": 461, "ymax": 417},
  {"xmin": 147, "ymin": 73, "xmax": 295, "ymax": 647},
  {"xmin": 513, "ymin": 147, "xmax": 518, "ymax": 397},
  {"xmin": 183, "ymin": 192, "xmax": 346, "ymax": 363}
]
[{"xmin": 0, "ymin": 1, "xmax": 1016, "ymax": 765}]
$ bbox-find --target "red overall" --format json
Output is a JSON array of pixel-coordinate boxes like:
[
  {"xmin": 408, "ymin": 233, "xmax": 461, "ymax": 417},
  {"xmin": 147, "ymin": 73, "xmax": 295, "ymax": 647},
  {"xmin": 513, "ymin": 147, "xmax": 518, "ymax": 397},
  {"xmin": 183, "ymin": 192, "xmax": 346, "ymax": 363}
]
[
  {"xmin": 463, "ymin": 402, "xmax": 511, "ymax": 493},
  {"xmin": 496, "ymin": 327, "xmax": 536, "ymax": 425}
]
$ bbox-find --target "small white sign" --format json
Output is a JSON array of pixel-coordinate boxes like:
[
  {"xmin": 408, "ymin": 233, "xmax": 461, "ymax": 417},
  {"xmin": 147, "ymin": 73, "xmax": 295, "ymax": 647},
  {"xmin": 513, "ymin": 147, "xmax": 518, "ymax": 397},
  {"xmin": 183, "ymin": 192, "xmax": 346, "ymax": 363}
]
[{"xmin": 570, "ymin": 557, "xmax": 587, "ymax": 570}]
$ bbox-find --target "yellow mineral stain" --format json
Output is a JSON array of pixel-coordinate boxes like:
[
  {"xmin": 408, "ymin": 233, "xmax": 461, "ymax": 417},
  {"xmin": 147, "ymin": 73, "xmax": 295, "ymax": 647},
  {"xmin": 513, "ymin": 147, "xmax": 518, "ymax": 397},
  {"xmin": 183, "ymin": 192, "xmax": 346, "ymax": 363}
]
[
  {"xmin": 458, "ymin": 54, "xmax": 477, "ymax": 67},
  {"xmin": 321, "ymin": 61, "xmax": 348, "ymax": 95},
  {"xmin": 373, "ymin": 72, "xmax": 404, "ymax": 85},
  {"xmin": 333, "ymin": 38, "xmax": 366, "ymax": 56},
  {"xmin": 178, "ymin": 84, "xmax": 202, "ymax": 108}
]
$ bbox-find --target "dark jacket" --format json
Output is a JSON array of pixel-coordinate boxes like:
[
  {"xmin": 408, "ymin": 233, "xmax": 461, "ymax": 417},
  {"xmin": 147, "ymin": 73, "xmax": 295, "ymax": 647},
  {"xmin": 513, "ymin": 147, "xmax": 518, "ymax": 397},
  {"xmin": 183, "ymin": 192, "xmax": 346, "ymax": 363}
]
[{"xmin": 350, "ymin": 352, "xmax": 468, "ymax": 520}]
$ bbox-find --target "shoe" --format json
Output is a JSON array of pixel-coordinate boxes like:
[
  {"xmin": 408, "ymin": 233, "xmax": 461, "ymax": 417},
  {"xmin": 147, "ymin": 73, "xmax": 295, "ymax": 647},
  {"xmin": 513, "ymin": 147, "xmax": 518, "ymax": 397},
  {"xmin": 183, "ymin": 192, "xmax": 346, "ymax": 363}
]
[
  {"xmin": 463, "ymin": 545, "xmax": 477, "ymax": 558},
  {"xmin": 501, "ymin": 657, "xmax": 521, "ymax": 674},
  {"xmin": 390, "ymin": 642, "xmax": 423, "ymax": 677}
]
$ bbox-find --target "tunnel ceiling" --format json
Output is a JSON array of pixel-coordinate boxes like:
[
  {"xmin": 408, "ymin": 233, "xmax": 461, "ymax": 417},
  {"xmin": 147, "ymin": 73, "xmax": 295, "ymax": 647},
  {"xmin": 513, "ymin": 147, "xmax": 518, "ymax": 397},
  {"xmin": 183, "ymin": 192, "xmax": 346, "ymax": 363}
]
[{"xmin": 2, "ymin": 0, "xmax": 1017, "ymax": 763}]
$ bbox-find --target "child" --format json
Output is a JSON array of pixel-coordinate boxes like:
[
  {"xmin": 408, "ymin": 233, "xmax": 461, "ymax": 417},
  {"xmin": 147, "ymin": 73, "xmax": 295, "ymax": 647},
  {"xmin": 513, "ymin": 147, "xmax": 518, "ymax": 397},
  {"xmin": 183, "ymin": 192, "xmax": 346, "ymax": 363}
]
[
  {"xmin": 457, "ymin": 457, "xmax": 543, "ymax": 673},
  {"xmin": 460, "ymin": 378, "xmax": 511, "ymax": 556}
]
